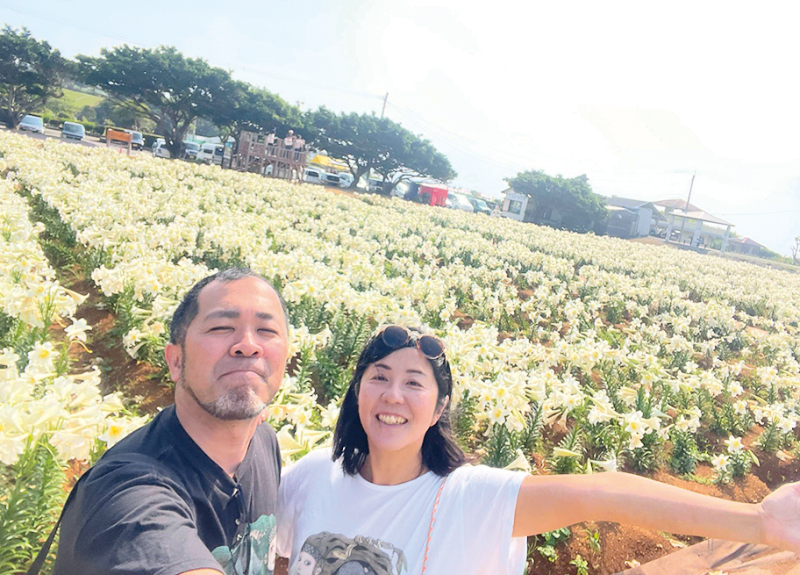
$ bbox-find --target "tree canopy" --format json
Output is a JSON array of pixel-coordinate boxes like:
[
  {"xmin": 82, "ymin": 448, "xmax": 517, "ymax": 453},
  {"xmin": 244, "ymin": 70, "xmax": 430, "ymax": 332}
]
[
  {"xmin": 209, "ymin": 81, "xmax": 303, "ymax": 148},
  {"xmin": 506, "ymin": 170, "xmax": 608, "ymax": 233},
  {"xmin": 309, "ymin": 108, "xmax": 456, "ymax": 190},
  {"xmin": 78, "ymin": 45, "xmax": 237, "ymax": 158},
  {"xmin": 0, "ymin": 26, "xmax": 67, "ymax": 129}
]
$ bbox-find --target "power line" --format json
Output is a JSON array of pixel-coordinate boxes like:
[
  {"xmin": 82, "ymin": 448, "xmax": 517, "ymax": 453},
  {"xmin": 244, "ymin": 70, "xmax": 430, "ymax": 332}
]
[
  {"xmin": 387, "ymin": 104, "xmax": 523, "ymax": 173},
  {"xmin": 0, "ymin": 1, "xmax": 385, "ymax": 105},
  {"xmin": 0, "ymin": 1, "xmax": 151, "ymax": 47},
  {"xmin": 388, "ymin": 100, "xmax": 539, "ymax": 167},
  {"xmin": 386, "ymin": 103, "xmax": 526, "ymax": 172},
  {"xmin": 715, "ymin": 209, "xmax": 800, "ymax": 216}
]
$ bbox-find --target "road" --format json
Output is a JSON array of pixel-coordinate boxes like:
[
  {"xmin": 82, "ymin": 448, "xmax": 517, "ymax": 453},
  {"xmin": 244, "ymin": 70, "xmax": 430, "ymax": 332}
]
[{"xmin": 2, "ymin": 125, "xmax": 149, "ymax": 155}]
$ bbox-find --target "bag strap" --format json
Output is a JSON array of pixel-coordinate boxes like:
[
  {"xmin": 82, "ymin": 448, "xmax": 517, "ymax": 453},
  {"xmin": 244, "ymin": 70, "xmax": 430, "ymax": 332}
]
[
  {"xmin": 420, "ymin": 475, "xmax": 447, "ymax": 574},
  {"xmin": 25, "ymin": 452, "xmax": 160, "ymax": 575}
]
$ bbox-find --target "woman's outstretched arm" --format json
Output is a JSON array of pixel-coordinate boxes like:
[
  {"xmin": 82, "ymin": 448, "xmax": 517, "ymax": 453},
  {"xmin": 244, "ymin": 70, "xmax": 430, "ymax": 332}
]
[{"xmin": 513, "ymin": 472, "xmax": 800, "ymax": 553}]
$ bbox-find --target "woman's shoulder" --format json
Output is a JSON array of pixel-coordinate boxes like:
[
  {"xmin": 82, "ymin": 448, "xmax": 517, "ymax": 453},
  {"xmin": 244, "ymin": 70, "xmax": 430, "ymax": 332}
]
[
  {"xmin": 447, "ymin": 463, "xmax": 527, "ymax": 489},
  {"xmin": 288, "ymin": 446, "xmax": 334, "ymax": 468},
  {"xmin": 441, "ymin": 464, "xmax": 527, "ymax": 514},
  {"xmin": 283, "ymin": 447, "xmax": 337, "ymax": 479}
]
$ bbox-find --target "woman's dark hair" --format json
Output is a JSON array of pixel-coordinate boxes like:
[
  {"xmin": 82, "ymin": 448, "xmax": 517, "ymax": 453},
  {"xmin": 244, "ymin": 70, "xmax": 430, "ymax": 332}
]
[{"xmin": 332, "ymin": 327, "xmax": 466, "ymax": 477}]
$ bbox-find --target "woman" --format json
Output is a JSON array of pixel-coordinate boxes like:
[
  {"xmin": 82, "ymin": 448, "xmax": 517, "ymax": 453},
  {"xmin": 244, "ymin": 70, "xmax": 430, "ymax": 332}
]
[{"xmin": 277, "ymin": 326, "xmax": 800, "ymax": 575}]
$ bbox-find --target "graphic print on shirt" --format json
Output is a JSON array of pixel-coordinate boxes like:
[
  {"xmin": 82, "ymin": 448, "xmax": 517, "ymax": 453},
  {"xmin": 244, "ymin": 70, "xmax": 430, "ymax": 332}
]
[
  {"xmin": 212, "ymin": 514, "xmax": 277, "ymax": 575},
  {"xmin": 289, "ymin": 531, "xmax": 407, "ymax": 575}
]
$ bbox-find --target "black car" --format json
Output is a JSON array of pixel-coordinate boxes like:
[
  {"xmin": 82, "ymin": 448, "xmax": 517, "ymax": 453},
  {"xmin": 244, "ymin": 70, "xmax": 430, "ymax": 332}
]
[{"xmin": 124, "ymin": 130, "xmax": 144, "ymax": 150}]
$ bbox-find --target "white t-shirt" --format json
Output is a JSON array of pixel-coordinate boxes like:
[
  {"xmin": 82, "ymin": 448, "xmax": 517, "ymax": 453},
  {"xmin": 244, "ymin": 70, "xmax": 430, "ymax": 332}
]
[{"xmin": 277, "ymin": 449, "xmax": 527, "ymax": 575}]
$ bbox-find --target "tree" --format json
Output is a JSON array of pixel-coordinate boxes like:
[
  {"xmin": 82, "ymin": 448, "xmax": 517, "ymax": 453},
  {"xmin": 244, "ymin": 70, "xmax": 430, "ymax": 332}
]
[
  {"xmin": 791, "ymin": 237, "xmax": 800, "ymax": 266},
  {"xmin": 78, "ymin": 46, "xmax": 237, "ymax": 158},
  {"xmin": 0, "ymin": 26, "xmax": 67, "ymax": 129},
  {"xmin": 208, "ymin": 81, "xmax": 302, "ymax": 162},
  {"xmin": 505, "ymin": 170, "xmax": 608, "ymax": 233},
  {"xmin": 309, "ymin": 109, "xmax": 456, "ymax": 190},
  {"xmin": 91, "ymin": 99, "xmax": 154, "ymax": 132}
]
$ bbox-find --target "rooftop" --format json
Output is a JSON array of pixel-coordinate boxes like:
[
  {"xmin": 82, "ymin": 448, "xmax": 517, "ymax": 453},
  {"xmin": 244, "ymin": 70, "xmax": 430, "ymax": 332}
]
[{"xmin": 655, "ymin": 198, "xmax": 702, "ymax": 212}]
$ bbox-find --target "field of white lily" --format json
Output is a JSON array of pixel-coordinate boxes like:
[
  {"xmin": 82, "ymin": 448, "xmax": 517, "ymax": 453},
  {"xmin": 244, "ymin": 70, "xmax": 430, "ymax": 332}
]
[{"xmin": 1, "ymin": 130, "xmax": 799, "ymax": 572}]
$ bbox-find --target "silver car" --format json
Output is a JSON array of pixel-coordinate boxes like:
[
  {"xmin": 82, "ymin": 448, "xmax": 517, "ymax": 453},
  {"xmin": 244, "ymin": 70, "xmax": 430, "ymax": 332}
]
[
  {"xmin": 61, "ymin": 121, "xmax": 86, "ymax": 141},
  {"xmin": 19, "ymin": 115, "xmax": 45, "ymax": 134},
  {"xmin": 446, "ymin": 193, "xmax": 475, "ymax": 213}
]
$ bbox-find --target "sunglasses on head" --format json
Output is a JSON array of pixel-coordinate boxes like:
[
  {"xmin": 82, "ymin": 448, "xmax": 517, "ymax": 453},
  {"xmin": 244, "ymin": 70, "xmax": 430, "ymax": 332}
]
[{"xmin": 378, "ymin": 325, "xmax": 445, "ymax": 360}]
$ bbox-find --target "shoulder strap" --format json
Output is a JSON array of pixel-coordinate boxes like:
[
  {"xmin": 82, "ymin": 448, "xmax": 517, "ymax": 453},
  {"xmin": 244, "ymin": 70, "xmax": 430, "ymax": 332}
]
[
  {"xmin": 420, "ymin": 475, "xmax": 447, "ymax": 574},
  {"xmin": 25, "ymin": 452, "xmax": 160, "ymax": 575}
]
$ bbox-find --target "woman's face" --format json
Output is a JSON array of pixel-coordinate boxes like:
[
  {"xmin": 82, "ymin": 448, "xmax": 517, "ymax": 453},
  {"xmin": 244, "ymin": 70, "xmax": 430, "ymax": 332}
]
[
  {"xmin": 357, "ymin": 347, "xmax": 444, "ymax": 460},
  {"xmin": 290, "ymin": 551, "xmax": 317, "ymax": 575}
]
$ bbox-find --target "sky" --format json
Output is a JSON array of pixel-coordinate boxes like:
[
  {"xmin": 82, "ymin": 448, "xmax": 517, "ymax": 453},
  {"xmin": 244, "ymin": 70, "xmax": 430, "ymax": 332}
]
[{"xmin": 3, "ymin": 0, "xmax": 800, "ymax": 254}]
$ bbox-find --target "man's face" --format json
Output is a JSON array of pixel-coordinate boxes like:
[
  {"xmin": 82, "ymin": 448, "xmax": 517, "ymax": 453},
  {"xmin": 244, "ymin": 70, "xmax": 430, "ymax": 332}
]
[{"xmin": 166, "ymin": 277, "xmax": 289, "ymax": 420}]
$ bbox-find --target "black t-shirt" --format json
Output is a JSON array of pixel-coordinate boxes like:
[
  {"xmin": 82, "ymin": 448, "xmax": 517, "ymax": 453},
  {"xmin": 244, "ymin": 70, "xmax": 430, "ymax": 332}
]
[{"xmin": 53, "ymin": 406, "xmax": 281, "ymax": 575}]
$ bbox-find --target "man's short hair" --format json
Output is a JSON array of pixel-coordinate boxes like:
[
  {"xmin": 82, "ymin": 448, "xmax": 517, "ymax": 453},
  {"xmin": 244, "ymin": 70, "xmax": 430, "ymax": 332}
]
[{"xmin": 169, "ymin": 268, "xmax": 289, "ymax": 346}]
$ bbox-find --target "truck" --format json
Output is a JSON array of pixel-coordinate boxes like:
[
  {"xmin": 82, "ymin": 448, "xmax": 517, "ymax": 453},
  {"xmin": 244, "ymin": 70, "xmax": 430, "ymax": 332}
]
[{"xmin": 195, "ymin": 143, "xmax": 229, "ymax": 166}]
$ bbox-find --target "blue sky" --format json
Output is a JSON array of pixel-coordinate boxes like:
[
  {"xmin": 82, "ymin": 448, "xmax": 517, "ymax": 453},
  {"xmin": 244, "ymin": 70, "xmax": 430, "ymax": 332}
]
[{"xmin": 3, "ymin": 0, "xmax": 800, "ymax": 254}]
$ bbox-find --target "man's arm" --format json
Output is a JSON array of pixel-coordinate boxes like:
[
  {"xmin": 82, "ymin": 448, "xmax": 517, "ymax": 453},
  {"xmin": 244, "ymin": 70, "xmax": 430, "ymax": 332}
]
[
  {"xmin": 512, "ymin": 472, "xmax": 797, "ymax": 550},
  {"xmin": 55, "ymin": 462, "xmax": 228, "ymax": 575}
]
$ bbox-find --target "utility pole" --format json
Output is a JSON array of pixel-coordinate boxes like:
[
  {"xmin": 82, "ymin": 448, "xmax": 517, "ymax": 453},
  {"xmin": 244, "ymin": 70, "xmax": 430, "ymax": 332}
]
[
  {"xmin": 678, "ymin": 172, "xmax": 696, "ymax": 239},
  {"xmin": 685, "ymin": 172, "xmax": 695, "ymax": 211},
  {"xmin": 368, "ymin": 93, "xmax": 389, "ymax": 186},
  {"xmin": 380, "ymin": 93, "xmax": 388, "ymax": 118}
]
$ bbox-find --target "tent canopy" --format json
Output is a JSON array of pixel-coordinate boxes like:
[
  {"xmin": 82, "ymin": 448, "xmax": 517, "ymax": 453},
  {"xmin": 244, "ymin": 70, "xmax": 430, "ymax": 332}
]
[{"xmin": 309, "ymin": 153, "xmax": 349, "ymax": 172}]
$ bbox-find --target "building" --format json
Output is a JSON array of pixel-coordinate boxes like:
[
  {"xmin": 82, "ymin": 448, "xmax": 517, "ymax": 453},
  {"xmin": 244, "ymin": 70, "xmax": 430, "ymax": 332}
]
[
  {"xmin": 726, "ymin": 237, "xmax": 771, "ymax": 258},
  {"xmin": 604, "ymin": 197, "xmax": 667, "ymax": 238},
  {"xmin": 655, "ymin": 199, "xmax": 734, "ymax": 252},
  {"xmin": 653, "ymin": 198, "xmax": 702, "ymax": 214},
  {"xmin": 499, "ymin": 188, "xmax": 527, "ymax": 221},
  {"xmin": 498, "ymin": 187, "xmax": 565, "ymax": 226}
]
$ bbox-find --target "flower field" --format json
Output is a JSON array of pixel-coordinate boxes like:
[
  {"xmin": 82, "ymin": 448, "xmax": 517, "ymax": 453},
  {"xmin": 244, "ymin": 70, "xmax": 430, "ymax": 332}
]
[{"xmin": 2, "ymin": 130, "xmax": 800, "ymax": 573}]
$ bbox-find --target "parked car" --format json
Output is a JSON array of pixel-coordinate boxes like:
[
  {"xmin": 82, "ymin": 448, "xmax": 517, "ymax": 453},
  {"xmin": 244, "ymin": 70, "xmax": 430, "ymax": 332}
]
[
  {"xmin": 467, "ymin": 196, "xmax": 492, "ymax": 215},
  {"xmin": 304, "ymin": 167, "xmax": 326, "ymax": 185},
  {"xmin": 367, "ymin": 178, "xmax": 386, "ymax": 193},
  {"xmin": 446, "ymin": 193, "xmax": 475, "ymax": 213},
  {"xmin": 337, "ymin": 172, "xmax": 354, "ymax": 187},
  {"xmin": 60, "ymin": 121, "xmax": 86, "ymax": 141},
  {"xmin": 196, "ymin": 143, "xmax": 226, "ymax": 165},
  {"xmin": 181, "ymin": 141, "xmax": 201, "ymax": 160},
  {"xmin": 124, "ymin": 129, "xmax": 144, "ymax": 150},
  {"xmin": 321, "ymin": 172, "xmax": 341, "ymax": 187},
  {"xmin": 18, "ymin": 115, "xmax": 45, "ymax": 134},
  {"xmin": 152, "ymin": 138, "xmax": 170, "ymax": 158}
]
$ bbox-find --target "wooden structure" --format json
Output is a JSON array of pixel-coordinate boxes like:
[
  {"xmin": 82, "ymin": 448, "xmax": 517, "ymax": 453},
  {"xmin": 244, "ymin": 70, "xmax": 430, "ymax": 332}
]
[
  {"xmin": 234, "ymin": 131, "xmax": 308, "ymax": 180},
  {"xmin": 105, "ymin": 128, "xmax": 132, "ymax": 155}
]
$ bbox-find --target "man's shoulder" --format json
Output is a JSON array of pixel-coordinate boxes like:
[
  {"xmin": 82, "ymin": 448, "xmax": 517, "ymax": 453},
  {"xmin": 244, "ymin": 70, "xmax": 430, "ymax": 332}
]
[
  {"xmin": 253, "ymin": 421, "xmax": 279, "ymax": 444},
  {"xmin": 89, "ymin": 406, "xmax": 189, "ymax": 486},
  {"xmin": 250, "ymin": 422, "xmax": 280, "ymax": 467}
]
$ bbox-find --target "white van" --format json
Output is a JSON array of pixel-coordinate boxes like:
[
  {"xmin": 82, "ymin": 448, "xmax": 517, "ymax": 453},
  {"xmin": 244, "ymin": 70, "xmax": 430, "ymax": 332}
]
[
  {"xmin": 337, "ymin": 172, "xmax": 354, "ymax": 188},
  {"xmin": 152, "ymin": 139, "xmax": 170, "ymax": 159},
  {"xmin": 304, "ymin": 167, "xmax": 325, "ymax": 185},
  {"xmin": 321, "ymin": 172, "xmax": 341, "ymax": 187},
  {"xmin": 196, "ymin": 143, "xmax": 226, "ymax": 165}
]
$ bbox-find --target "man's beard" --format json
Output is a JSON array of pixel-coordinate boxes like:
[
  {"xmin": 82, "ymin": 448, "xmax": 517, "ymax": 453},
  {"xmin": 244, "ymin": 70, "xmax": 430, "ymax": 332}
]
[{"xmin": 179, "ymin": 357, "xmax": 267, "ymax": 420}]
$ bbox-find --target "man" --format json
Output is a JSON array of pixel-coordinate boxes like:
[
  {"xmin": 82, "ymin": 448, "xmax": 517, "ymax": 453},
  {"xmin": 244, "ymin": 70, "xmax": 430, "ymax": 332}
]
[{"xmin": 53, "ymin": 268, "xmax": 290, "ymax": 575}]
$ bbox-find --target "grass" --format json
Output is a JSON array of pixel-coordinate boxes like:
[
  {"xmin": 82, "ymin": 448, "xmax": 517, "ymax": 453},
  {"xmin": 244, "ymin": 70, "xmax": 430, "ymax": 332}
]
[{"xmin": 61, "ymin": 89, "xmax": 104, "ymax": 110}]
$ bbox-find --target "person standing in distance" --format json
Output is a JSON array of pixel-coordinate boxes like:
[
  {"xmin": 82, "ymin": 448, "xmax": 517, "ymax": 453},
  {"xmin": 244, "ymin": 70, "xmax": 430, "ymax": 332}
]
[{"xmin": 52, "ymin": 268, "xmax": 290, "ymax": 575}]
